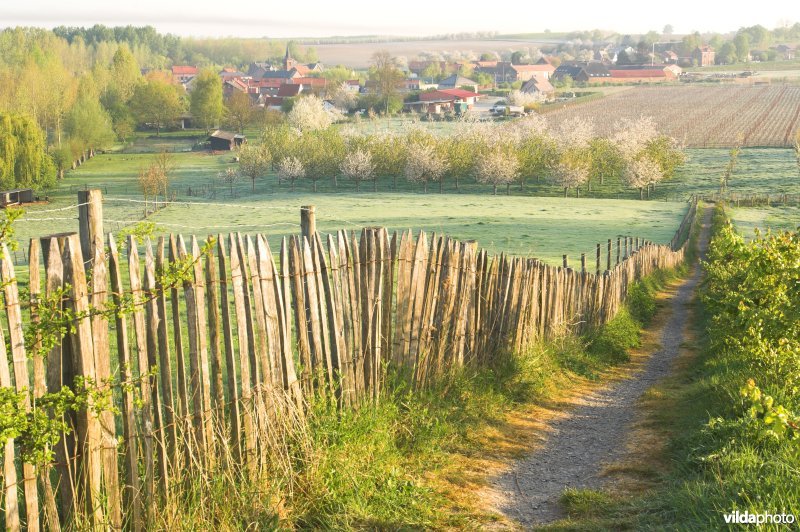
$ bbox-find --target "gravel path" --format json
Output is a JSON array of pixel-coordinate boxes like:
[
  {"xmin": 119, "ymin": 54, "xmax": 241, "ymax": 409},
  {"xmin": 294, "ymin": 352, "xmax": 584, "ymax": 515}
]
[{"xmin": 490, "ymin": 208, "xmax": 712, "ymax": 528}]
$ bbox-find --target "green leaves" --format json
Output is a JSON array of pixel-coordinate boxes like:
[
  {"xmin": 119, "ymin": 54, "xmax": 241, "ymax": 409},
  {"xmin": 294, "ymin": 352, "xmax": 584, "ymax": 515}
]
[
  {"xmin": 0, "ymin": 112, "xmax": 55, "ymax": 190},
  {"xmin": 740, "ymin": 379, "xmax": 800, "ymax": 442},
  {"xmin": 705, "ymin": 205, "xmax": 800, "ymax": 444}
]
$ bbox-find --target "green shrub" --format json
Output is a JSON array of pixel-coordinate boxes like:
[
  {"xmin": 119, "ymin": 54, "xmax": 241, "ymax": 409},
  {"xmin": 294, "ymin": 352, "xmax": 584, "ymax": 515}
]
[
  {"xmin": 627, "ymin": 282, "xmax": 657, "ymax": 325},
  {"xmin": 588, "ymin": 307, "xmax": 641, "ymax": 364}
]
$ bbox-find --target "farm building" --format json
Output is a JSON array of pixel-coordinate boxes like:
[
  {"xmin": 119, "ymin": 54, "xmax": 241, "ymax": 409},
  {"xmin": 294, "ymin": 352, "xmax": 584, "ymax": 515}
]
[
  {"xmin": 521, "ymin": 77, "xmax": 555, "ymax": 98},
  {"xmin": 606, "ymin": 65, "xmax": 680, "ymax": 83},
  {"xmin": 419, "ymin": 89, "xmax": 481, "ymax": 105},
  {"xmin": 438, "ymin": 74, "xmax": 480, "ymax": 92},
  {"xmin": 775, "ymin": 44, "xmax": 796, "ymax": 60},
  {"xmin": 0, "ymin": 188, "xmax": 34, "ymax": 207},
  {"xmin": 208, "ymin": 130, "xmax": 246, "ymax": 150},
  {"xmin": 407, "ymin": 88, "xmax": 481, "ymax": 115},
  {"xmin": 509, "ymin": 63, "xmax": 556, "ymax": 82},
  {"xmin": 553, "ymin": 62, "xmax": 611, "ymax": 83},
  {"xmin": 693, "ymin": 46, "xmax": 716, "ymax": 67}
]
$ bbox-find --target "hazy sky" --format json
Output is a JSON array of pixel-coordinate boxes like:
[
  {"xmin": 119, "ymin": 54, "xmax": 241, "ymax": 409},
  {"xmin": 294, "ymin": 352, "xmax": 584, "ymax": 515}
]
[{"xmin": 1, "ymin": 0, "xmax": 798, "ymax": 38}]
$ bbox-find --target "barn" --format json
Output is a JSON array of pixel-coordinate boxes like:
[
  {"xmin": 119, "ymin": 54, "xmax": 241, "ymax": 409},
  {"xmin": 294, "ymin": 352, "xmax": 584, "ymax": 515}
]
[{"xmin": 208, "ymin": 130, "xmax": 247, "ymax": 151}]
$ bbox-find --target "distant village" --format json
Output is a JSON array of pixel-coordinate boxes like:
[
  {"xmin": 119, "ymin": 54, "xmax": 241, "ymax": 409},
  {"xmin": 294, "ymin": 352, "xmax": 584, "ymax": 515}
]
[{"xmin": 165, "ymin": 38, "xmax": 797, "ymax": 127}]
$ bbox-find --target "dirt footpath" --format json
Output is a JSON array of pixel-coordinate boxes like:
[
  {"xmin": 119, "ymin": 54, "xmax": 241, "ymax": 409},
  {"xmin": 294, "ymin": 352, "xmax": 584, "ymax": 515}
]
[{"xmin": 484, "ymin": 208, "xmax": 712, "ymax": 527}]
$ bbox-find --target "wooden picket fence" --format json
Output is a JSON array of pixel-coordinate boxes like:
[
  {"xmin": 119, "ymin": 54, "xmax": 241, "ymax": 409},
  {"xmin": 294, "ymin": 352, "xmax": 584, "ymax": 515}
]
[
  {"xmin": 698, "ymin": 192, "xmax": 800, "ymax": 208},
  {"xmin": 0, "ymin": 194, "xmax": 697, "ymax": 530}
]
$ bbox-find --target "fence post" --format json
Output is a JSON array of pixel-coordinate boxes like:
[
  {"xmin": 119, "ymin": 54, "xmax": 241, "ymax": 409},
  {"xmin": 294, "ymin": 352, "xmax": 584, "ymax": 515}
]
[
  {"xmin": 301, "ymin": 205, "xmax": 316, "ymax": 241},
  {"xmin": 595, "ymin": 244, "xmax": 601, "ymax": 274},
  {"xmin": 606, "ymin": 239, "xmax": 612, "ymax": 271},
  {"xmin": 580, "ymin": 253, "xmax": 586, "ymax": 274},
  {"xmin": 77, "ymin": 189, "xmax": 103, "ymax": 269},
  {"xmin": 616, "ymin": 238, "xmax": 621, "ymax": 264},
  {"xmin": 562, "ymin": 254, "xmax": 568, "ymax": 269}
]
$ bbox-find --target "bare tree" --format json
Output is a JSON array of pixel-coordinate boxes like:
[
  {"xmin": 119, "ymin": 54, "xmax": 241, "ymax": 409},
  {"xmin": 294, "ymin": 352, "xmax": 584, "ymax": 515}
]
[
  {"xmin": 370, "ymin": 50, "xmax": 404, "ymax": 115},
  {"xmin": 218, "ymin": 167, "xmax": 240, "ymax": 197},
  {"xmin": 794, "ymin": 130, "xmax": 800, "ymax": 178},
  {"xmin": 277, "ymin": 156, "xmax": 306, "ymax": 192},
  {"xmin": 137, "ymin": 164, "xmax": 160, "ymax": 215},
  {"xmin": 153, "ymin": 150, "xmax": 174, "ymax": 203},
  {"xmin": 722, "ymin": 142, "xmax": 742, "ymax": 194},
  {"xmin": 340, "ymin": 148, "xmax": 375, "ymax": 192}
]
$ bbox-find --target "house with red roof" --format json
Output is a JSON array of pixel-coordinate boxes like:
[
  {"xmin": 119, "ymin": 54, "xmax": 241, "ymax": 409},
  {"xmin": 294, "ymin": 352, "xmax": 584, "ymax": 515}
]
[
  {"xmin": 172, "ymin": 65, "xmax": 198, "ymax": 84},
  {"xmin": 419, "ymin": 89, "xmax": 481, "ymax": 105},
  {"xmin": 344, "ymin": 80, "xmax": 361, "ymax": 92},
  {"xmin": 509, "ymin": 64, "xmax": 556, "ymax": 82},
  {"xmin": 606, "ymin": 65, "xmax": 680, "ymax": 83},
  {"xmin": 474, "ymin": 59, "xmax": 555, "ymax": 85},
  {"xmin": 406, "ymin": 88, "xmax": 481, "ymax": 114}
]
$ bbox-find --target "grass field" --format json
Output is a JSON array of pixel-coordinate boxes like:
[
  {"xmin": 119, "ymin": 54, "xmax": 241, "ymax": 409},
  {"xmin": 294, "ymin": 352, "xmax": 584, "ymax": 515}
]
[
  {"xmin": 728, "ymin": 205, "xmax": 800, "ymax": 236},
  {"xmin": 18, "ymin": 142, "xmax": 799, "ymax": 265},
  {"xmin": 17, "ymin": 184, "xmax": 687, "ymax": 267},
  {"xmin": 672, "ymin": 147, "xmax": 800, "ymax": 197}
]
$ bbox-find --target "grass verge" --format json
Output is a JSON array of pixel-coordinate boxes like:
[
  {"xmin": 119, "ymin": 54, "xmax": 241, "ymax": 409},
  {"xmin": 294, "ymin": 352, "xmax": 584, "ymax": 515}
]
[{"xmin": 545, "ymin": 203, "xmax": 800, "ymax": 531}]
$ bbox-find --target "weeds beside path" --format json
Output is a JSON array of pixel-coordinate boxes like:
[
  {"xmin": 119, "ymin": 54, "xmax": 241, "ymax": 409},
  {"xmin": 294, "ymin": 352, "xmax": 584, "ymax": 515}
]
[{"xmin": 482, "ymin": 207, "xmax": 713, "ymax": 528}]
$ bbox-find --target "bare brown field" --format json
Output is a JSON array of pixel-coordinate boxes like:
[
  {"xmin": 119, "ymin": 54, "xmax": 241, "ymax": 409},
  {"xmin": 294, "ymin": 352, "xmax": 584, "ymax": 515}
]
[
  {"xmin": 544, "ymin": 84, "xmax": 800, "ymax": 148},
  {"xmin": 313, "ymin": 38, "xmax": 562, "ymax": 67}
]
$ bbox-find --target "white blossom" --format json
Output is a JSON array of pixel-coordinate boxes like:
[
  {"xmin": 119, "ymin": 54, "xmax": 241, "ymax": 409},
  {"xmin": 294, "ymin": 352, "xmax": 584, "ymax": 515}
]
[
  {"xmin": 622, "ymin": 156, "xmax": 662, "ymax": 190},
  {"xmin": 611, "ymin": 115, "xmax": 659, "ymax": 160},
  {"xmin": 287, "ymin": 95, "xmax": 340, "ymax": 132},
  {"xmin": 340, "ymin": 148, "xmax": 375, "ymax": 190},
  {"xmin": 549, "ymin": 159, "xmax": 589, "ymax": 191},
  {"xmin": 404, "ymin": 142, "xmax": 448, "ymax": 190},
  {"xmin": 554, "ymin": 117, "xmax": 595, "ymax": 150},
  {"xmin": 506, "ymin": 90, "xmax": 539, "ymax": 107},
  {"xmin": 277, "ymin": 156, "xmax": 305, "ymax": 191},
  {"xmin": 474, "ymin": 146, "xmax": 520, "ymax": 193}
]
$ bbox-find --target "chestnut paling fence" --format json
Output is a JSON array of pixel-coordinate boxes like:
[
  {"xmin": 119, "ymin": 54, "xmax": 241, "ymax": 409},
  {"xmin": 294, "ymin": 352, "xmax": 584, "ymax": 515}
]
[{"xmin": 1, "ymin": 192, "xmax": 697, "ymax": 530}]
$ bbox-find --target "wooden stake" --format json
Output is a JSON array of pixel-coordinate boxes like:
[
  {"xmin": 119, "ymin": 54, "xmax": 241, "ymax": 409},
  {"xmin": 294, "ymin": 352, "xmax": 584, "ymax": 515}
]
[
  {"xmin": 300, "ymin": 205, "xmax": 316, "ymax": 241},
  {"xmin": 77, "ymin": 189, "xmax": 103, "ymax": 269}
]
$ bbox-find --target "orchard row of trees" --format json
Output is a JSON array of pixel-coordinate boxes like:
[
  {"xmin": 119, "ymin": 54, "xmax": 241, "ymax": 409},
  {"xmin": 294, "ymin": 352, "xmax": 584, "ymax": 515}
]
[{"xmin": 233, "ymin": 114, "xmax": 684, "ymax": 198}]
